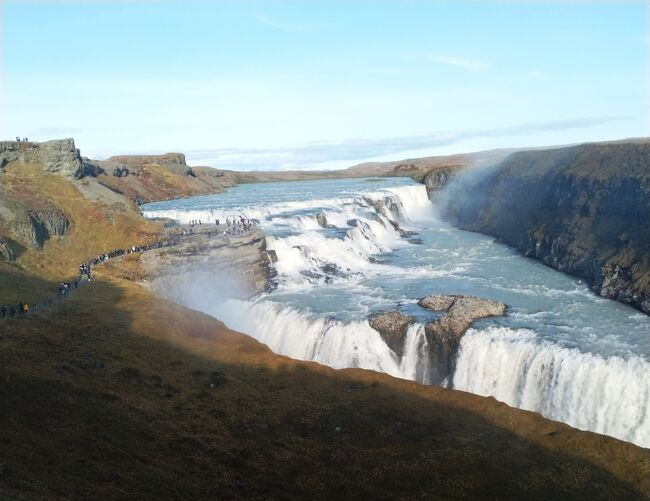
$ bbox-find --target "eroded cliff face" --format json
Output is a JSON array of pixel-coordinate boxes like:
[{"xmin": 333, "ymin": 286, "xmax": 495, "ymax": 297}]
[
  {"xmin": 139, "ymin": 227, "xmax": 272, "ymax": 300},
  {"xmin": 0, "ymin": 138, "xmax": 85, "ymax": 178},
  {"xmin": 442, "ymin": 140, "xmax": 650, "ymax": 314}
]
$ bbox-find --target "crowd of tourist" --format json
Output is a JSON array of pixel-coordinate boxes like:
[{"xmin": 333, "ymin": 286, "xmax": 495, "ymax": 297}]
[
  {"xmin": 225, "ymin": 216, "xmax": 254, "ymax": 236},
  {"xmin": 1, "ymin": 216, "xmax": 257, "ymax": 320}
]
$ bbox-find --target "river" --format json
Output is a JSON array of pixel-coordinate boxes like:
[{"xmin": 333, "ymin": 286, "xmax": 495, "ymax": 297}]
[{"xmin": 142, "ymin": 177, "xmax": 650, "ymax": 448}]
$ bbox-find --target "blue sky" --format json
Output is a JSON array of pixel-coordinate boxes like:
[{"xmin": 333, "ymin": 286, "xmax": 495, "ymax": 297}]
[{"xmin": 1, "ymin": 1, "xmax": 648, "ymax": 170}]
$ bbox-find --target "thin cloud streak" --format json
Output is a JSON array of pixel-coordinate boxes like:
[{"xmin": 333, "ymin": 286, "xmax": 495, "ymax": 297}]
[{"xmin": 185, "ymin": 116, "xmax": 626, "ymax": 171}]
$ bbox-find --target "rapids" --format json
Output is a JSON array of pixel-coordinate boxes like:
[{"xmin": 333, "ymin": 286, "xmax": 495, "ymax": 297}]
[{"xmin": 143, "ymin": 177, "xmax": 650, "ymax": 448}]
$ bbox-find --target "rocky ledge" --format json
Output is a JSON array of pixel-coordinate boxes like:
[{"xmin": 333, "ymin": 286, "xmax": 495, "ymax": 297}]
[
  {"xmin": 139, "ymin": 227, "xmax": 273, "ymax": 304},
  {"xmin": 369, "ymin": 294, "xmax": 506, "ymax": 384},
  {"xmin": 0, "ymin": 138, "xmax": 85, "ymax": 178}
]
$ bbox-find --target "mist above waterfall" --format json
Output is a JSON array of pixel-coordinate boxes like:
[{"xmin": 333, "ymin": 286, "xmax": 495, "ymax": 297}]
[{"xmin": 143, "ymin": 176, "xmax": 650, "ymax": 448}]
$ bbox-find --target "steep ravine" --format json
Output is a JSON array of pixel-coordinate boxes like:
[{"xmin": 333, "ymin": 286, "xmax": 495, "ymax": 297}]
[{"xmin": 437, "ymin": 140, "xmax": 650, "ymax": 314}]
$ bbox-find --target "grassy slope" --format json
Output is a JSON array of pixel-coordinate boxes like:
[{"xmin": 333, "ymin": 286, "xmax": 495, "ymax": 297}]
[
  {"xmin": 96, "ymin": 163, "xmax": 237, "ymax": 203},
  {"xmin": 0, "ymin": 163, "xmax": 161, "ymax": 291},
  {"xmin": 2, "ymin": 146, "xmax": 650, "ymax": 498},
  {"xmin": 1, "ymin": 264, "xmax": 649, "ymax": 499}
]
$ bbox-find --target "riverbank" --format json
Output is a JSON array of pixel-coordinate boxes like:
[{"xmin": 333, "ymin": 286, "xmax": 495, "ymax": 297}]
[
  {"xmin": 438, "ymin": 139, "xmax": 650, "ymax": 315},
  {"xmin": 2, "ymin": 255, "xmax": 649, "ymax": 499}
]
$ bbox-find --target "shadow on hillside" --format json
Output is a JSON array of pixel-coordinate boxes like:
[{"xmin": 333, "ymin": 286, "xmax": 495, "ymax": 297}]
[
  {"xmin": 0, "ymin": 263, "xmax": 64, "ymax": 314},
  {"xmin": 0, "ymin": 280, "xmax": 647, "ymax": 500}
]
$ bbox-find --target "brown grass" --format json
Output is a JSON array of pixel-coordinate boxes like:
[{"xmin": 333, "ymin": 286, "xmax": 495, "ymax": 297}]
[
  {"xmin": 1, "ymin": 163, "xmax": 162, "ymax": 281},
  {"xmin": 1, "ymin": 266, "xmax": 648, "ymax": 499}
]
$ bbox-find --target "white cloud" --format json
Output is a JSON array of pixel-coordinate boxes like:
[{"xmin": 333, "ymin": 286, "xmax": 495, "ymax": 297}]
[
  {"xmin": 429, "ymin": 55, "xmax": 491, "ymax": 72},
  {"xmin": 183, "ymin": 116, "xmax": 626, "ymax": 170}
]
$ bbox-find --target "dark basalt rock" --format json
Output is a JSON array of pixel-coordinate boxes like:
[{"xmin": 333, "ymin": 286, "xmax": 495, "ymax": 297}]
[
  {"xmin": 112, "ymin": 165, "xmax": 130, "ymax": 178},
  {"xmin": 442, "ymin": 141, "xmax": 650, "ymax": 315},
  {"xmin": 369, "ymin": 295, "xmax": 507, "ymax": 384},
  {"xmin": 419, "ymin": 295, "xmax": 506, "ymax": 384},
  {"xmin": 421, "ymin": 168, "xmax": 454, "ymax": 197},
  {"xmin": 316, "ymin": 212, "xmax": 336, "ymax": 228},
  {"xmin": 363, "ymin": 196, "xmax": 386, "ymax": 215},
  {"xmin": 12, "ymin": 210, "xmax": 69, "ymax": 249},
  {"xmin": 368, "ymin": 311, "xmax": 415, "ymax": 358},
  {"xmin": 266, "ymin": 249, "xmax": 278, "ymax": 263},
  {"xmin": 0, "ymin": 238, "xmax": 14, "ymax": 261}
]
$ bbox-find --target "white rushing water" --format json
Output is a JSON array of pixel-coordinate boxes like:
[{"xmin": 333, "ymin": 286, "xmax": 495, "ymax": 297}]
[{"xmin": 142, "ymin": 177, "xmax": 650, "ymax": 448}]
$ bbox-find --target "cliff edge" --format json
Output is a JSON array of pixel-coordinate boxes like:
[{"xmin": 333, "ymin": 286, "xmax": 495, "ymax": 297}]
[{"xmin": 442, "ymin": 140, "xmax": 650, "ymax": 314}]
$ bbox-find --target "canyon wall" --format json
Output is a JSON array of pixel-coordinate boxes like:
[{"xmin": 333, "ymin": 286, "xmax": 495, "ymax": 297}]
[{"xmin": 440, "ymin": 140, "xmax": 650, "ymax": 314}]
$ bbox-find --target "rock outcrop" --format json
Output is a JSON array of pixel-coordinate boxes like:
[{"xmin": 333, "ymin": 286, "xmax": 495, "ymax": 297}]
[
  {"xmin": 140, "ymin": 227, "xmax": 271, "ymax": 300},
  {"xmin": 368, "ymin": 311, "xmax": 415, "ymax": 358},
  {"xmin": 369, "ymin": 295, "xmax": 506, "ymax": 384},
  {"xmin": 3, "ymin": 206, "xmax": 70, "ymax": 250},
  {"xmin": 420, "ymin": 167, "xmax": 454, "ymax": 196},
  {"xmin": 0, "ymin": 139, "xmax": 85, "ymax": 178},
  {"xmin": 442, "ymin": 140, "xmax": 650, "ymax": 315},
  {"xmin": 0, "ymin": 237, "xmax": 15, "ymax": 261},
  {"xmin": 316, "ymin": 212, "xmax": 335, "ymax": 229},
  {"xmin": 419, "ymin": 295, "xmax": 506, "ymax": 383}
]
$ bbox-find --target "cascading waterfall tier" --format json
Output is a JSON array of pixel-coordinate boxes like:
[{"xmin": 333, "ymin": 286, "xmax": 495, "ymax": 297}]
[
  {"xmin": 453, "ymin": 327, "xmax": 650, "ymax": 447},
  {"xmin": 142, "ymin": 177, "xmax": 650, "ymax": 448}
]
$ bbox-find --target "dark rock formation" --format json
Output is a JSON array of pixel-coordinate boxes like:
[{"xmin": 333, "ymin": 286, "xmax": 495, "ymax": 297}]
[
  {"xmin": 0, "ymin": 237, "xmax": 14, "ymax": 261},
  {"xmin": 81, "ymin": 158, "xmax": 105, "ymax": 177},
  {"xmin": 368, "ymin": 311, "xmax": 415, "ymax": 358},
  {"xmin": 12, "ymin": 210, "xmax": 70, "ymax": 249},
  {"xmin": 363, "ymin": 196, "xmax": 386, "ymax": 215},
  {"xmin": 316, "ymin": 212, "xmax": 335, "ymax": 228},
  {"xmin": 419, "ymin": 295, "xmax": 506, "ymax": 384},
  {"xmin": 386, "ymin": 201, "xmax": 401, "ymax": 219},
  {"xmin": 421, "ymin": 167, "xmax": 454, "ymax": 197},
  {"xmin": 386, "ymin": 219, "xmax": 415, "ymax": 238},
  {"xmin": 0, "ymin": 138, "xmax": 85, "ymax": 178},
  {"xmin": 442, "ymin": 140, "xmax": 650, "ymax": 314},
  {"xmin": 369, "ymin": 295, "xmax": 506, "ymax": 384},
  {"xmin": 112, "ymin": 166, "xmax": 129, "ymax": 178}
]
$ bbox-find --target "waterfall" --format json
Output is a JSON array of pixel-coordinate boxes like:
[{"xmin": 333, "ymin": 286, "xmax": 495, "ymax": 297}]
[
  {"xmin": 452, "ymin": 327, "xmax": 650, "ymax": 447},
  {"xmin": 143, "ymin": 178, "xmax": 650, "ymax": 449},
  {"xmin": 214, "ymin": 300, "xmax": 407, "ymax": 378}
]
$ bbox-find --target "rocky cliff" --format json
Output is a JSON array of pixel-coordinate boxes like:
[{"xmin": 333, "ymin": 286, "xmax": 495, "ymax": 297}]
[
  {"xmin": 441, "ymin": 140, "xmax": 650, "ymax": 314},
  {"xmin": 0, "ymin": 138, "xmax": 85, "ymax": 178},
  {"xmin": 88, "ymin": 153, "xmax": 237, "ymax": 204},
  {"xmin": 139, "ymin": 227, "xmax": 272, "ymax": 300}
]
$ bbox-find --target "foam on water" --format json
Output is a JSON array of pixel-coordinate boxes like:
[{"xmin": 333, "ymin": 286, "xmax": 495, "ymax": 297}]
[
  {"xmin": 142, "ymin": 177, "xmax": 650, "ymax": 448},
  {"xmin": 453, "ymin": 327, "xmax": 650, "ymax": 446}
]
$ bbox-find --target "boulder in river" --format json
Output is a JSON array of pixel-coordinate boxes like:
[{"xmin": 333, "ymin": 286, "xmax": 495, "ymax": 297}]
[
  {"xmin": 420, "ymin": 295, "xmax": 506, "ymax": 384},
  {"xmin": 369, "ymin": 295, "xmax": 506, "ymax": 384},
  {"xmin": 316, "ymin": 212, "xmax": 335, "ymax": 228},
  {"xmin": 368, "ymin": 311, "xmax": 415, "ymax": 358}
]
